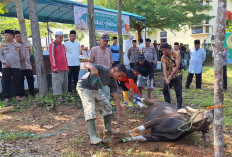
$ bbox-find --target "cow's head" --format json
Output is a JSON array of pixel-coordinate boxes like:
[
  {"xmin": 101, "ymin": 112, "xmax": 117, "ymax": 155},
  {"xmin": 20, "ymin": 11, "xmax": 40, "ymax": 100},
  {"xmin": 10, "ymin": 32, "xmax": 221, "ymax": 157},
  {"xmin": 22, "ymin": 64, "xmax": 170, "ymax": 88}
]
[
  {"xmin": 178, "ymin": 106, "xmax": 214, "ymax": 142},
  {"xmin": 178, "ymin": 106, "xmax": 214, "ymax": 123}
]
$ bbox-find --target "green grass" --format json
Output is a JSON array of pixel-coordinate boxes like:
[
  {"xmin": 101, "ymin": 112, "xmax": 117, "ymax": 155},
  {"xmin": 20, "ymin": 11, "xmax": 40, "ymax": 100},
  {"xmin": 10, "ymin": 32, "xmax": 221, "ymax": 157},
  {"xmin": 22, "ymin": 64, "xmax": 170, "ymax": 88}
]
[
  {"xmin": 153, "ymin": 63, "xmax": 232, "ymax": 127},
  {"xmin": 0, "ymin": 92, "xmax": 82, "ymax": 112}
]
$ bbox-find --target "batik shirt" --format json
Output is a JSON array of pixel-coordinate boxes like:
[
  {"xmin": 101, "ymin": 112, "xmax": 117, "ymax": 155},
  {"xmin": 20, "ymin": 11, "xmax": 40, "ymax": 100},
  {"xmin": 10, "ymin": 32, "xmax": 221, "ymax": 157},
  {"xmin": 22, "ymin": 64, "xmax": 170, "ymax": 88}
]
[{"xmin": 161, "ymin": 51, "xmax": 182, "ymax": 79}]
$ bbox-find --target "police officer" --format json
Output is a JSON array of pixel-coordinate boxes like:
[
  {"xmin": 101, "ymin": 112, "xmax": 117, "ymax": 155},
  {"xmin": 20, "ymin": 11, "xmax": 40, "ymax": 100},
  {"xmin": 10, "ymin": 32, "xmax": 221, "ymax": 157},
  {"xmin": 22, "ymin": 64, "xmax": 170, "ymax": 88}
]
[
  {"xmin": 0, "ymin": 29, "xmax": 23, "ymax": 103},
  {"xmin": 15, "ymin": 30, "xmax": 35, "ymax": 98},
  {"xmin": 142, "ymin": 38, "xmax": 157, "ymax": 65},
  {"xmin": 127, "ymin": 40, "xmax": 141, "ymax": 69}
]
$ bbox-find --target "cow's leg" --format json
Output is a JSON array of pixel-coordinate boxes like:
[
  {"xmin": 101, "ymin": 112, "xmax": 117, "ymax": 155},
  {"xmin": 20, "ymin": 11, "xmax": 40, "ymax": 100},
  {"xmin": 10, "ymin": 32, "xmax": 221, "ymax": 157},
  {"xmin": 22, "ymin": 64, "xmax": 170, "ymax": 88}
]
[
  {"xmin": 123, "ymin": 135, "xmax": 160, "ymax": 142},
  {"xmin": 202, "ymin": 132, "xmax": 211, "ymax": 142},
  {"xmin": 143, "ymin": 135, "xmax": 161, "ymax": 142},
  {"xmin": 130, "ymin": 119, "xmax": 160, "ymax": 133},
  {"xmin": 136, "ymin": 97, "xmax": 157, "ymax": 106},
  {"xmin": 201, "ymin": 125, "xmax": 211, "ymax": 142}
]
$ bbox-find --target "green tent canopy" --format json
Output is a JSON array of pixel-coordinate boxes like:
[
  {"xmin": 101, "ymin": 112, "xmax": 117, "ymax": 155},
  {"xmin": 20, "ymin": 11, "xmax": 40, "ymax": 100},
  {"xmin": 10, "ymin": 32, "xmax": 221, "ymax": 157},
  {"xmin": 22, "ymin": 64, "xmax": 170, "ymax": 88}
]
[{"xmin": 2, "ymin": 0, "xmax": 146, "ymax": 24}]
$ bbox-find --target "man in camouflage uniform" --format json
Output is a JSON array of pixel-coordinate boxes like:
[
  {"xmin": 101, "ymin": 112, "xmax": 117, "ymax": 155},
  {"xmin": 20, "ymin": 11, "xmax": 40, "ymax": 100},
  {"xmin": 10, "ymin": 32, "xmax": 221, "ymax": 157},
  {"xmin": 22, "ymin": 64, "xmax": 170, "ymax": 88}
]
[
  {"xmin": 0, "ymin": 29, "xmax": 23, "ymax": 103},
  {"xmin": 160, "ymin": 42, "xmax": 183, "ymax": 109},
  {"xmin": 15, "ymin": 30, "xmax": 35, "ymax": 98},
  {"xmin": 77, "ymin": 62, "xmax": 126, "ymax": 145},
  {"xmin": 127, "ymin": 40, "xmax": 141, "ymax": 69}
]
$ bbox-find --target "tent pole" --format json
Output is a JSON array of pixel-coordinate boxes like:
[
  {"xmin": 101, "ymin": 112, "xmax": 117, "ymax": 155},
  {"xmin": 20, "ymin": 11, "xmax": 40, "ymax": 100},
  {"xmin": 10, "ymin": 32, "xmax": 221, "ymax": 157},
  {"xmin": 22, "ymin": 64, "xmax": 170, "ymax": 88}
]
[
  {"xmin": 47, "ymin": 21, "xmax": 50, "ymax": 46},
  {"xmin": 144, "ymin": 20, "xmax": 147, "ymax": 39}
]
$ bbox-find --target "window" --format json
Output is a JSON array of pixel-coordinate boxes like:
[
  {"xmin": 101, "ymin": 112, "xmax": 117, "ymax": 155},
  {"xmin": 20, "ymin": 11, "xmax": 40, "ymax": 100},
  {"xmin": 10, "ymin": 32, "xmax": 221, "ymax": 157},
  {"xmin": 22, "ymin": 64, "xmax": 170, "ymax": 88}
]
[
  {"xmin": 64, "ymin": 34, "xmax": 68, "ymax": 39},
  {"xmin": 160, "ymin": 31, "xmax": 167, "ymax": 43},
  {"xmin": 205, "ymin": 26, "xmax": 209, "ymax": 33},
  {"xmin": 160, "ymin": 31, "xmax": 167, "ymax": 38},
  {"xmin": 64, "ymin": 34, "xmax": 69, "ymax": 42},
  {"xmin": 192, "ymin": 26, "xmax": 203, "ymax": 34},
  {"xmin": 206, "ymin": 20, "xmax": 209, "ymax": 24}
]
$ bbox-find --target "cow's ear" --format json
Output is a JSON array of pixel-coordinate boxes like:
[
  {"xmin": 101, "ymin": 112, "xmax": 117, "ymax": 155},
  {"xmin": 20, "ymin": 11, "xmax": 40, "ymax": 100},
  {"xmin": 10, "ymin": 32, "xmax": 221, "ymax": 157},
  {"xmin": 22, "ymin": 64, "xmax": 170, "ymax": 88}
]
[{"xmin": 177, "ymin": 108, "xmax": 188, "ymax": 114}]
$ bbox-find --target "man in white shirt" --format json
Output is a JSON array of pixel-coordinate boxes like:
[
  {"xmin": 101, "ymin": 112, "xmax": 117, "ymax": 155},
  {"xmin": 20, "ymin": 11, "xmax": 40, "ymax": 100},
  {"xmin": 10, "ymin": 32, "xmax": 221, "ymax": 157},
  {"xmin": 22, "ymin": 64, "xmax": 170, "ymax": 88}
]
[
  {"xmin": 64, "ymin": 30, "xmax": 81, "ymax": 92},
  {"xmin": 138, "ymin": 39, "xmax": 144, "ymax": 52},
  {"xmin": 185, "ymin": 40, "xmax": 206, "ymax": 89}
]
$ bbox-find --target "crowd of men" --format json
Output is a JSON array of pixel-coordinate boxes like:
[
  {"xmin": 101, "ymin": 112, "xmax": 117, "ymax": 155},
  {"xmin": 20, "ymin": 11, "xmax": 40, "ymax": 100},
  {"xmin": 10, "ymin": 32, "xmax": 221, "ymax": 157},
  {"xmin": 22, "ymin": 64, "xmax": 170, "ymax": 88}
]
[
  {"xmin": 1, "ymin": 29, "xmax": 228, "ymax": 145},
  {"xmin": 0, "ymin": 29, "xmax": 35, "ymax": 103}
]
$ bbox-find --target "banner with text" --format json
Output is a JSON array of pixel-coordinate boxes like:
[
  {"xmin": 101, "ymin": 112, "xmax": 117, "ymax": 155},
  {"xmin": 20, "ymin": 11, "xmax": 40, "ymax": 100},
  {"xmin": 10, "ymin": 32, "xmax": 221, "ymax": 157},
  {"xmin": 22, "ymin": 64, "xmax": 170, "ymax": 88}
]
[
  {"xmin": 225, "ymin": 33, "xmax": 232, "ymax": 64},
  {"xmin": 74, "ymin": 6, "xmax": 130, "ymax": 35}
]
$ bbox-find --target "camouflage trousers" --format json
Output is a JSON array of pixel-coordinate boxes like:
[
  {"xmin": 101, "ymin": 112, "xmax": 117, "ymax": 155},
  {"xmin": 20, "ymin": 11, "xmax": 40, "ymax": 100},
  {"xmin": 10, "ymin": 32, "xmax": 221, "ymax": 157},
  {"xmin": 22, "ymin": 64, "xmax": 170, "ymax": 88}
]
[{"xmin": 77, "ymin": 87, "xmax": 112, "ymax": 121}]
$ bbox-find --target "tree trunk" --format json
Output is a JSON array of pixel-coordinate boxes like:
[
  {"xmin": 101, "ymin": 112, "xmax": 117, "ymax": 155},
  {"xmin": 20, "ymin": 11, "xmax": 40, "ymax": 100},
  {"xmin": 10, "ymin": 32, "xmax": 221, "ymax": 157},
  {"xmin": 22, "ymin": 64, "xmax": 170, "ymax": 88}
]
[
  {"xmin": 15, "ymin": 0, "xmax": 27, "ymax": 42},
  {"xmin": 28, "ymin": 0, "xmax": 48, "ymax": 97},
  {"xmin": 87, "ymin": 0, "xmax": 96, "ymax": 49},
  {"xmin": 137, "ymin": 28, "xmax": 142, "ymax": 40},
  {"xmin": 214, "ymin": 0, "xmax": 226, "ymax": 156},
  {"xmin": 118, "ymin": 0, "xmax": 123, "ymax": 64}
]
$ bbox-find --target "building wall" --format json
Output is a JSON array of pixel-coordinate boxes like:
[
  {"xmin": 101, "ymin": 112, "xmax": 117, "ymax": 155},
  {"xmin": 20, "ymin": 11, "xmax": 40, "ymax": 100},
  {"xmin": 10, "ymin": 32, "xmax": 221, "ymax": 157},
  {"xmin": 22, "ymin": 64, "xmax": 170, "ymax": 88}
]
[
  {"xmin": 145, "ymin": 0, "xmax": 232, "ymax": 50},
  {"xmin": 228, "ymin": 0, "xmax": 232, "ymax": 12}
]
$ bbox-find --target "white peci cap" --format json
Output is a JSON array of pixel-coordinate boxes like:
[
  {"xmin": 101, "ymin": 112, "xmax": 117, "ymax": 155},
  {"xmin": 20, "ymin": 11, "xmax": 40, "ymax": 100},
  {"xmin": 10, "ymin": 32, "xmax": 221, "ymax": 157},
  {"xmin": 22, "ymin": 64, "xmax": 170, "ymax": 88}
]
[{"xmin": 55, "ymin": 31, "xmax": 63, "ymax": 36}]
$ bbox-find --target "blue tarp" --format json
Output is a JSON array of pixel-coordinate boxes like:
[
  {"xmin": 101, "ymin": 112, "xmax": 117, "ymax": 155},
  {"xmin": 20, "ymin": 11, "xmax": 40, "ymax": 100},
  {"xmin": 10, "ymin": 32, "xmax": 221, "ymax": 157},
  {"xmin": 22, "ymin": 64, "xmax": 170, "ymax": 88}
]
[{"xmin": 2, "ymin": 0, "xmax": 146, "ymax": 24}]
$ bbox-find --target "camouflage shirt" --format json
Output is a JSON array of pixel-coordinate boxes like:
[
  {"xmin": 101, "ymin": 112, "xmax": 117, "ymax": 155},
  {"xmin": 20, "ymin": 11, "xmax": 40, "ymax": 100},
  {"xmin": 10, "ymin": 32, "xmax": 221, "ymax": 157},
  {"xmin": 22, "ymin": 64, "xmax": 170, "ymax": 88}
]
[{"xmin": 161, "ymin": 51, "xmax": 182, "ymax": 79}]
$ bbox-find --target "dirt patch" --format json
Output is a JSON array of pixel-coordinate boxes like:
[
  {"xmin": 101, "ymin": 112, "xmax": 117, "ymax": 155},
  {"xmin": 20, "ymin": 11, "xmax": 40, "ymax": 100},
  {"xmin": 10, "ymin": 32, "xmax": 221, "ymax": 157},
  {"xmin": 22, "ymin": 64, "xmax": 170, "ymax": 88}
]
[{"xmin": 1, "ymin": 103, "xmax": 230, "ymax": 157}]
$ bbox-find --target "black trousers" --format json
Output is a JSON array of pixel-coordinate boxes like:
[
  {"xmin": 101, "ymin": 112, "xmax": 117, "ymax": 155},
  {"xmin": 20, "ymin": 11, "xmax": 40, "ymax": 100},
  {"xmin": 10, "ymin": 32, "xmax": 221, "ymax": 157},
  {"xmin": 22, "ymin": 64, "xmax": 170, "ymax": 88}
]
[
  {"xmin": 21, "ymin": 69, "xmax": 35, "ymax": 96},
  {"xmin": 130, "ymin": 63, "xmax": 135, "ymax": 69},
  {"xmin": 223, "ymin": 66, "xmax": 227, "ymax": 90},
  {"xmin": 112, "ymin": 61, "xmax": 120, "ymax": 67},
  {"xmin": 185, "ymin": 73, "xmax": 202, "ymax": 89},
  {"xmin": 2, "ymin": 68, "xmax": 22, "ymax": 98},
  {"xmin": 163, "ymin": 75, "xmax": 182, "ymax": 109},
  {"xmin": 118, "ymin": 81, "xmax": 128, "ymax": 91},
  {"xmin": 68, "ymin": 66, "xmax": 80, "ymax": 92}
]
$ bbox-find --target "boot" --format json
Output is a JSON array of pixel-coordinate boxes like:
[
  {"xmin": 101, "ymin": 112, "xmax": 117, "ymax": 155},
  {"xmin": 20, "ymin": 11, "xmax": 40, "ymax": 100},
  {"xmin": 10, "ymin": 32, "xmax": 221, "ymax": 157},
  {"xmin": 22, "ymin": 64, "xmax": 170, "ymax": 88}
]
[
  {"xmin": 122, "ymin": 91, "xmax": 129, "ymax": 104},
  {"xmin": 103, "ymin": 114, "xmax": 113, "ymax": 135},
  {"xmin": 86, "ymin": 119, "xmax": 102, "ymax": 145}
]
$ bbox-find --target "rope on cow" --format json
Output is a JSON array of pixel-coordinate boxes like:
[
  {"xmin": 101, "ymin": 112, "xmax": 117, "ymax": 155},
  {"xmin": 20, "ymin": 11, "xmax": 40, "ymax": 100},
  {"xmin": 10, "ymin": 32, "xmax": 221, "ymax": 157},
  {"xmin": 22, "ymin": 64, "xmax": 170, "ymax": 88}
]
[{"xmin": 178, "ymin": 110, "xmax": 205, "ymax": 132}]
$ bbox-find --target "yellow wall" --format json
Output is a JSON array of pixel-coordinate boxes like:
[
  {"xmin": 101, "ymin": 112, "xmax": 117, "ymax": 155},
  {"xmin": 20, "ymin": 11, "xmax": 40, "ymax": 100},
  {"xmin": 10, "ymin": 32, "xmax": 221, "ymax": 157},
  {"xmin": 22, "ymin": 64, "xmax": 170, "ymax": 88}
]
[
  {"xmin": 144, "ymin": 0, "xmax": 232, "ymax": 50},
  {"xmin": 228, "ymin": 0, "xmax": 232, "ymax": 11}
]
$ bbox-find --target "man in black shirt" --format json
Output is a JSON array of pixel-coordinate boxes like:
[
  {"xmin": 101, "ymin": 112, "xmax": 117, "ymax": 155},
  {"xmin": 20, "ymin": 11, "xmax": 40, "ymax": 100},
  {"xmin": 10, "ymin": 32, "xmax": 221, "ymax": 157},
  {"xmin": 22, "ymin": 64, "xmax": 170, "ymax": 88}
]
[
  {"xmin": 179, "ymin": 43, "xmax": 186, "ymax": 59},
  {"xmin": 135, "ymin": 54, "xmax": 154, "ymax": 99}
]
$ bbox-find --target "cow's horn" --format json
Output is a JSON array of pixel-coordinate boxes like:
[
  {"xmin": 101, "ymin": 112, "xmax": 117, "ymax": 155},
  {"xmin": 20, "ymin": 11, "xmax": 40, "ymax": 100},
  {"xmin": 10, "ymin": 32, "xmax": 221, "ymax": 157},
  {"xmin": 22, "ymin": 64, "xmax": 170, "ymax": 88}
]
[
  {"xmin": 186, "ymin": 106, "xmax": 199, "ymax": 113},
  {"xmin": 177, "ymin": 108, "xmax": 187, "ymax": 114}
]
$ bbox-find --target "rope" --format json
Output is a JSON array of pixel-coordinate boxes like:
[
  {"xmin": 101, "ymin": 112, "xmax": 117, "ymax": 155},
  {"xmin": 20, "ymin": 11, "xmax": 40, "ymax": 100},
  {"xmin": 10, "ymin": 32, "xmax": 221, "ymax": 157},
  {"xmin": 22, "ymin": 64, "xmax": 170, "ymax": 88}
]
[
  {"xmin": 123, "ymin": 101, "xmax": 138, "ymax": 113},
  {"xmin": 91, "ymin": 75, "xmax": 115, "ymax": 113},
  {"xmin": 206, "ymin": 105, "xmax": 224, "ymax": 110},
  {"xmin": 178, "ymin": 110, "xmax": 205, "ymax": 132},
  {"xmin": 92, "ymin": 75, "xmax": 136, "ymax": 141},
  {"xmin": 0, "ymin": 108, "xmax": 84, "ymax": 138}
]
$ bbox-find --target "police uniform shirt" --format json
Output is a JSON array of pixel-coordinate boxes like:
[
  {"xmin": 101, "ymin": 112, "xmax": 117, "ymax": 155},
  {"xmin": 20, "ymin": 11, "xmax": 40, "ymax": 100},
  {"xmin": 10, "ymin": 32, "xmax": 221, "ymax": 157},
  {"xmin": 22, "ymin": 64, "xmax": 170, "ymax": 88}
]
[{"xmin": 0, "ymin": 42, "xmax": 22, "ymax": 69}]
